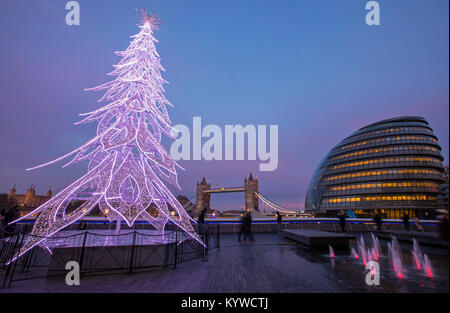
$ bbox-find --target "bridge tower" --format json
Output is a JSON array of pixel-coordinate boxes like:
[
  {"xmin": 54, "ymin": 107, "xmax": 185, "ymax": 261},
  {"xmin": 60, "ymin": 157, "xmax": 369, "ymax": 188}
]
[
  {"xmin": 244, "ymin": 173, "xmax": 259, "ymax": 212},
  {"xmin": 196, "ymin": 177, "xmax": 211, "ymax": 214}
]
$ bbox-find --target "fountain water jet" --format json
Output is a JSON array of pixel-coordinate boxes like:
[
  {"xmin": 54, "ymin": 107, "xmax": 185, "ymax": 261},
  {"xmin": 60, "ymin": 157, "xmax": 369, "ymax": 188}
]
[
  {"xmin": 350, "ymin": 247, "xmax": 359, "ymax": 259},
  {"xmin": 423, "ymin": 254, "xmax": 433, "ymax": 278},
  {"xmin": 371, "ymin": 233, "xmax": 381, "ymax": 259},
  {"xmin": 410, "ymin": 238, "xmax": 433, "ymax": 277},
  {"xmin": 388, "ymin": 236, "xmax": 406, "ymax": 279},
  {"xmin": 370, "ymin": 247, "xmax": 379, "ymax": 261},
  {"xmin": 357, "ymin": 236, "xmax": 367, "ymax": 266},
  {"xmin": 329, "ymin": 245, "xmax": 335, "ymax": 258},
  {"xmin": 411, "ymin": 239, "xmax": 424, "ymax": 270},
  {"xmin": 412, "ymin": 250, "xmax": 422, "ymax": 270}
]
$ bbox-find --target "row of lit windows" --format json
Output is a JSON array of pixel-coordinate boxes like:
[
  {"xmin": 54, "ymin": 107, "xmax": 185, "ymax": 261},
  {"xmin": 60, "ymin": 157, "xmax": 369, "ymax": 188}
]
[
  {"xmin": 359, "ymin": 121, "xmax": 430, "ymax": 134},
  {"xmin": 340, "ymin": 135, "xmax": 437, "ymax": 151},
  {"xmin": 330, "ymin": 181, "xmax": 439, "ymax": 191},
  {"xmin": 322, "ymin": 194, "xmax": 437, "ymax": 204},
  {"xmin": 350, "ymin": 209, "xmax": 417, "ymax": 219},
  {"xmin": 324, "ymin": 168, "xmax": 442, "ymax": 181},
  {"xmin": 331, "ymin": 145, "xmax": 440, "ymax": 161},
  {"xmin": 348, "ymin": 126, "xmax": 432, "ymax": 143},
  {"xmin": 331, "ymin": 156, "xmax": 441, "ymax": 170}
]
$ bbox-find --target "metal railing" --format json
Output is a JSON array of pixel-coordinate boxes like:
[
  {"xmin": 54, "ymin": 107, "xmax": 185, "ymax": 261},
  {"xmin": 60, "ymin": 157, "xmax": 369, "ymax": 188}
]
[{"xmin": 0, "ymin": 223, "xmax": 220, "ymax": 289}]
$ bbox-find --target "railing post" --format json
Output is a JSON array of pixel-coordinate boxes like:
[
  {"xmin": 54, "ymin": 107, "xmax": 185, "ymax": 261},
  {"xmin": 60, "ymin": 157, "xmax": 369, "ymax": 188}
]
[
  {"xmin": 216, "ymin": 224, "xmax": 220, "ymax": 249},
  {"xmin": 4, "ymin": 228, "xmax": 26, "ymax": 289},
  {"xmin": 20, "ymin": 249, "xmax": 30, "ymax": 273},
  {"xmin": 179, "ymin": 232, "xmax": 183, "ymax": 263},
  {"xmin": 204, "ymin": 226, "xmax": 209, "ymax": 261},
  {"xmin": 19, "ymin": 225, "xmax": 32, "ymax": 273},
  {"xmin": 173, "ymin": 229, "xmax": 178, "ymax": 269},
  {"xmin": 78, "ymin": 231, "xmax": 88, "ymax": 275},
  {"xmin": 202, "ymin": 240, "xmax": 206, "ymax": 262},
  {"xmin": 128, "ymin": 231, "xmax": 137, "ymax": 274},
  {"xmin": 201, "ymin": 228, "xmax": 205, "ymax": 262},
  {"xmin": 24, "ymin": 248, "xmax": 35, "ymax": 273},
  {"xmin": 164, "ymin": 238, "xmax": 169, "ymax": 267}
]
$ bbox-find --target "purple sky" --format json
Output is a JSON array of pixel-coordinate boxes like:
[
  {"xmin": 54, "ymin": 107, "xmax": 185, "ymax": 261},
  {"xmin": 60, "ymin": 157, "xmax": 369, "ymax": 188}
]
[{"xmin": 0, "ymin": 0, "xmax": 448, "ymax": 211}]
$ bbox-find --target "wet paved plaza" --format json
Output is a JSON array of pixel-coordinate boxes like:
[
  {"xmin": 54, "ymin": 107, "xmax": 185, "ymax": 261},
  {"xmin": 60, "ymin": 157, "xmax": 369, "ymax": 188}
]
[{"xmin": 1, "ymin": 233, "xmax": 448, "ymax": 293}]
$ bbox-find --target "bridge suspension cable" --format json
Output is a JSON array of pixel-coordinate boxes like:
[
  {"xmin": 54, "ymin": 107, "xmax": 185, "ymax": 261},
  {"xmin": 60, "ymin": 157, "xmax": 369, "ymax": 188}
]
[{"xmin": 254, "ymin": 192, "xmax": 297, "ymax": 214}]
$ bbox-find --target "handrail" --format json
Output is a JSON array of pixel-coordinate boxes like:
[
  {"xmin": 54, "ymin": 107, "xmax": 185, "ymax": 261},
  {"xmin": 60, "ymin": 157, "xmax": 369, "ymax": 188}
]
[
  {"xmin": 9, "ymin": 217, "xmax": 441, "ymax": 224},
  {"xmin": 0, "ymin": 228, "xmax": 177, "ymax": 241}
]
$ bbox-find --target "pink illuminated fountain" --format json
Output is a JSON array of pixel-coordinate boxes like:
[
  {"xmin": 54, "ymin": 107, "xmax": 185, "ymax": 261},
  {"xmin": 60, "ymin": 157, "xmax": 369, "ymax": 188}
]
[
  {"xmin": 352, "ymin": 234, "xmax": 436, "ymax": 281},
  {"xmin": 7, "ymin": 9, "xmax": 203, "ymax": 264},
  {"xmin": 411, "ymin": 239, "xmax": 433, "ymax": 278},
  {"xmin": 329, "ymin": 245, "xmax": 335, "ymax": 258},
  {"xmin": 423, "ymin": 254, "xmax": 434, "ymax": 278},
  {"xmin": 388, "ymin": 236, "xmax": 406, "ymax": 279},
  {"xmin": 351, "ymin": 247, "xmax": 359, "ymax": 260},
  {"xmin": 411, "ymin": 239, "xmax": 424, "ymax": 270},
  {"xmin": 353, "ymin": 234, "xmax": 382, "ymax": 265},
  {"xmin": 357, "ymin": 236, "xmax": 368, "ymax": 266},
  {"xmin": 369, "ymin": 247, "xmax": 378, "ymax": 261},
  {"xmin": 370, "ymin": 233, "xmax": 381, "ymax": 259}
]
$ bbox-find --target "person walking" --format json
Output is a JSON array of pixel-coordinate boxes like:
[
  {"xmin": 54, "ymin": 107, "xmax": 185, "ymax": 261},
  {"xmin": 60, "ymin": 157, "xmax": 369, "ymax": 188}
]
[
  {"xmin": 413, "ymin": 217, "xmax": 424, "ymax": 232},
  {"xmin": 437, "ymin": 209, "xmax": 449, "ymax": 241},
  {"xmin": 0, "ymin": 208, "xmax": 6, "ymax": 238},
  {"xmin": 78, "ymin": 220, "xmax": 88, "ymax": 230},
  {"xmin": 402, "ymin": 213, "xmax": 410, "ymax": 231},
  {"xmin": 276, "ymin": 212, "xmax": 283, "ymax": 232},
  {"xmin": 243, "ymin": 212, "xmax": 255, "ymax": 242},
  {"xmin": 198, "ymin": 209, "xmax": 206, "ymax": 237},
  {"xmin": 3, "ymin": 206, "xmax": 19, "ymax": 237},
  {"xmin": 238, "ymin": 211, "xmax": 246, "ymax": 241},
  {"xmin": 337, "ymin": 210, "xmax": 346, "ymax": 233},
  {"xmin": 373, "ymin": 213, "xmax": 383, "ymax": 231}
]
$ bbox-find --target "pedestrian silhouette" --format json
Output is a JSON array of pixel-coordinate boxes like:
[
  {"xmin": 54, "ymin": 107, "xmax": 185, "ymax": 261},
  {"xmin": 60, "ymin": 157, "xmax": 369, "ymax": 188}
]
[
  {"xmin": 374, "ymin": 213, "xmax": 383, "ymax": 231},
  {"xmin": 198, "ymin": 209, "xmax": 206, "ymax": 237},
  {"xmin": 437, "ymin": 210, "xmax": 449, "ymax": 241},
  {"xmin": 78, "ymin": 221, "xmax": 88, "ymax": 230},
  {"xmin": 337, "ymin": 210, "xmax": 346, "ymax": 232},
  {"xmin": 3, "ymin": 205, "xmax": 20, "ymax": 236},
  {"xmin": 242, "ymin": 212, "xmax": 255, "ymax": 241},
  {"xmin": 0, "ymin": 208, "xmax": 6, "ymax": 238},
  {"xmin": 402, "ymin": 213, "xmax": 410, "ymax": 231},
  {"xmin": 276, "ymin": 212, "xmax": 283, "ymax": 232},
  {"xmin": 238, "ymin": 212, "xmax": 245, "ymax": 241},
  {"xmin": 413, "ymin": 217, "xmax": 424, "ymax": 232}
]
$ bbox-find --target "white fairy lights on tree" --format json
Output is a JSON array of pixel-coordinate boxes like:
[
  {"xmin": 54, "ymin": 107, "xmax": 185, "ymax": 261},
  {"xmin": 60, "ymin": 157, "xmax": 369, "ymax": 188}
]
[{"xmin": 9, "ymin": 9, "xmax": 202, "ymax": 263}]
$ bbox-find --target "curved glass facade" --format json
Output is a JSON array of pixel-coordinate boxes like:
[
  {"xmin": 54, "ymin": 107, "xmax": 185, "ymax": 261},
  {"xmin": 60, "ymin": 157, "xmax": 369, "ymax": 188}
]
[{"xmin": 304, "ymin": 116, "xmax": 445, "ymax": 218}]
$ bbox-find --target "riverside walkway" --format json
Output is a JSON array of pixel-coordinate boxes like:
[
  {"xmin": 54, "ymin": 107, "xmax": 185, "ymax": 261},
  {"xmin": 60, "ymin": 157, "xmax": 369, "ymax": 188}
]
[{"xmin": 1, "ymin": 233, "xmax": 448, "ymax": 293}]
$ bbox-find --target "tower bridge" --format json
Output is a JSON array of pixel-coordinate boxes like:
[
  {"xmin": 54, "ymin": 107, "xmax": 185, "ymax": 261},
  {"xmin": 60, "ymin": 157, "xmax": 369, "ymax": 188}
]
[
  {"xmin": 195, "ymin": 173, "xmax": 297, "ymax": 214},
  {"xmin": 204, "ymin": 187, "xmax": 245, "ymax": 193}
]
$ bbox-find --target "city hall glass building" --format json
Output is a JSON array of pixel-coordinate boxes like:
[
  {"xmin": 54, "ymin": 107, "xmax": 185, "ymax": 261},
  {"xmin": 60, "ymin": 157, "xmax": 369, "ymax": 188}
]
[{"xmin": 305, "ymin": 116, "xmax": 445, "ymax": 219}]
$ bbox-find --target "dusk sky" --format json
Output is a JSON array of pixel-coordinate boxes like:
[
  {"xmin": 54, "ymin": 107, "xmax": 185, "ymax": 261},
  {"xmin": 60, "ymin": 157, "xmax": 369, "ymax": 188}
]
[{"xmin": 0, "ymin": 0, "xmax": 448, "ymax": 211}]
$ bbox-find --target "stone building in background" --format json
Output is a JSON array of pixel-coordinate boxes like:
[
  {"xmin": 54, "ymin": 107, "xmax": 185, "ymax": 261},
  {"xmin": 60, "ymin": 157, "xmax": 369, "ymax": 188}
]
[{"xmin": 6, "ymin": 185, "xmax": 52, "ymax": 215}]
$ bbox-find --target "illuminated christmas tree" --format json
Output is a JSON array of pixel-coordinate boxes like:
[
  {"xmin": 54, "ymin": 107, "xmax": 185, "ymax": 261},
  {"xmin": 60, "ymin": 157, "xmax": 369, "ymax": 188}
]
[{"xmin": 9, "ymin": 9, "xmax": 202, "ymax": 263}]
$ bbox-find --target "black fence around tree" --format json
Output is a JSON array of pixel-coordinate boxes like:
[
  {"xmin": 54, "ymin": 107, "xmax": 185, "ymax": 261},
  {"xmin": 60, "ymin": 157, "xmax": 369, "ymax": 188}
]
[{"xmin": 0, "ymin": 223, "xmax": 220, "ymax": 289}]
